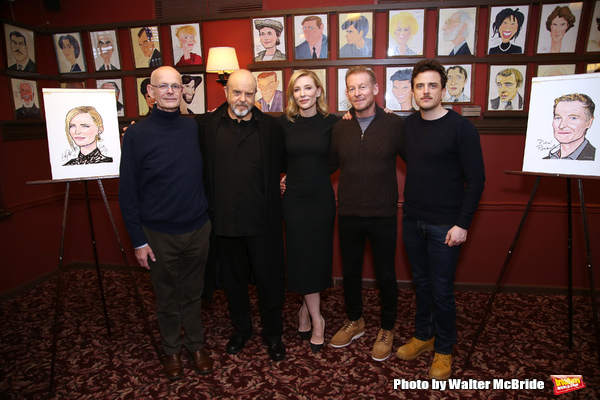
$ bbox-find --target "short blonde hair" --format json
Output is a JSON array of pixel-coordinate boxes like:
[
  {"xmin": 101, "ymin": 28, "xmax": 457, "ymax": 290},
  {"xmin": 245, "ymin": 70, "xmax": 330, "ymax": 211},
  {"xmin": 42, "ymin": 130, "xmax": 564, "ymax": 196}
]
[
  {"xmin": 176, "ymin": 25, "xmax": 197, "ymax": 39},
  {"xmin": 284, "ymin": 69, "xmax": 329, "ymax": 121},
  {"xmin": 389, "ymin": 12, "xmax": 418, "ymax": 38},
  {"xmin": 65, "ymin": 106, "xmax": 104, "ymax": 150}
]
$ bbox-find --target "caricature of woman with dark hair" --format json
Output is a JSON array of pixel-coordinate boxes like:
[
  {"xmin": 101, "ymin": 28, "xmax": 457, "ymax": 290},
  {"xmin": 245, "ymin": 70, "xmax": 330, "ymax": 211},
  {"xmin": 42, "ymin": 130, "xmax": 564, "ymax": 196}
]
[{"xmin": 489, "ymin": 8, "xmax": 525, "ymax": 54}]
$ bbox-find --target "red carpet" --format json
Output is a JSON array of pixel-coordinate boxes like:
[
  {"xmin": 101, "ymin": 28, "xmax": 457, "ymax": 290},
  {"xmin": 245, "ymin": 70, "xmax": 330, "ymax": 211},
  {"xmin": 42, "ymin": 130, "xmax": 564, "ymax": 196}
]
[{"xmin": 0, "ymin": 268, "xmax": 598, "ymax": 399}]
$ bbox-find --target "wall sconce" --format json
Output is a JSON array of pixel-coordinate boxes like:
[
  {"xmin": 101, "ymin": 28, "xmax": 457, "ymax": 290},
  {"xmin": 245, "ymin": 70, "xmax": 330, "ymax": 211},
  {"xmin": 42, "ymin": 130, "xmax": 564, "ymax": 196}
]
[{"xmin": 206, "ymin": 47, "xmax": 240, "ymax": 86}]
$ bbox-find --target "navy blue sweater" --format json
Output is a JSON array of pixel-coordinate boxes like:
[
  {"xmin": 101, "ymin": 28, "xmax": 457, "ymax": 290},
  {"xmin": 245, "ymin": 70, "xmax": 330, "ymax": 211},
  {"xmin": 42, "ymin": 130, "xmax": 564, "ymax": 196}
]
[
  {"xmin": 402, "ymin": 109, "xmax": 485, "ymax": 230},
  {"xmin": 119, "ymin": 107, "xmax": 209, "ymax": 247}
]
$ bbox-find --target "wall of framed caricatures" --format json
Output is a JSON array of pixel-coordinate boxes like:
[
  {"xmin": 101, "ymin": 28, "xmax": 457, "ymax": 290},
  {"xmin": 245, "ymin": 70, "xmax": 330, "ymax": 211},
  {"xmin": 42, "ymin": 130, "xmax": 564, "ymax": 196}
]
[
  {"xmin": 1, "ymin": 0, "xmax": 600, "ymax": 297},
  {"xmin": 3, "ymin": 1, "xmax": 600, "ymax": 130}
]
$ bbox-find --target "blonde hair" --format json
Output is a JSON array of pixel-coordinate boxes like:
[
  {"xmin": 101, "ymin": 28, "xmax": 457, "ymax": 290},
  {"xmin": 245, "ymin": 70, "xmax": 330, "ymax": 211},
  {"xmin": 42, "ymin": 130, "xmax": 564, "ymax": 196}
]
[
  {"xmin": 284, "ymin": 69, "xmax": 329, "ymax": 121},
  {"xmin": 389, "ymin": 12, "xmax": 418, "ymax": 38},
  {"xmin": 65, "ymin": 106, "xmax": 104, "ymax": 150},
  {"xmin": 176, "ymin": 25, "xmax": 197, "ymax": 39}
]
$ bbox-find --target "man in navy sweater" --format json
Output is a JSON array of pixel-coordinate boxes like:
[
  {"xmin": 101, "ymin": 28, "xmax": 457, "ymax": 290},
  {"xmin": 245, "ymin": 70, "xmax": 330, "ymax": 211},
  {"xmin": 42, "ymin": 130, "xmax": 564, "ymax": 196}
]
[
  {"xmin": 119, "ymin": 66, "xmax": 213, "ymax": 380},
  {"xmin": 395, "ymin": 59, "xmax": 485, "ymax": 380}
]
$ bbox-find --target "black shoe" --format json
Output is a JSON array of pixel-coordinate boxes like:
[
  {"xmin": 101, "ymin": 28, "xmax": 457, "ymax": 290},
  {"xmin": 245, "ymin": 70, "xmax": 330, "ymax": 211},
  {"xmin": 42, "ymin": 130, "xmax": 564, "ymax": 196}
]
[
  {"xmin": 298, "ymin": 329, "xmax": 312, "ymax": 340},
  {"xmin": 265, "ymin": 337, "xmax": 286, "ymax": 361},
  {"xmin": 226, "ymin": 335, "xmax": 250, "ymax": 355}
]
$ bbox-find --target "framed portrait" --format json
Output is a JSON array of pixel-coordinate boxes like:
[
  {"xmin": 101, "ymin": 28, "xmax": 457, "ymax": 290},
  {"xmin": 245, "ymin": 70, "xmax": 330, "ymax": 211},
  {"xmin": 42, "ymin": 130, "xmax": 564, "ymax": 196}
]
[
  {"xmin": 53, "ymin": 32, "xmax": 87, "ymax": 73},
  {"xmin": 60, "ymin": 81, "xmax": 86, "ymax": 89},
  {"xmin": 42, "ymin": 88, "xmax": 121, "ymax": 180},
  {"xmin": 387, "ymin": 9, "xmax": 425, "ymax": 57},
  {"xmin": 585, "ymin": 1, "xmax": 600, "ymax": 52},
  {"xmin": 4, "ymin": 24, "xmax": 36, "ymax": 72},
  {"xmin": 131, "ymin": 26, "xmax": 163, "ymax": 69},
  {"xmin": 536, "ymin": 64, "xmax": 576, "ymax": 77},
  {"xmin": 437, "ymin": 7, "xmax": 477, "ymax": 56},
  {"xmin": 89, "ymin": 30, "xmax": 121, "ymax": 72},
  {"xmin": 252, "ymin": 70, "xmax": 284, "ymax": 113},
  {"xmin": 487, "ymin": 65, "xmax": 528, "ymax": 112},
  {"xmin": 384, "ymin": 66, "xmax": 416, "ymax": 111},
  {"xmin": 11, "ymin": 78, "xmax": 41, "ymax": 119},
  {"xmin": 337, "ymin": 68, "xmax": 351, "ymax": 112},
  {"xmin": 522, "ymin": 73, "xmax": 599, "ymax": 176},
  {"xmin": 293, "ymin": 14, "xmax": 329, "ymax": 60},
  {"xmin": 338, "ymin": 12, "xmax": 374, "ymax": 59},
  {"xmin": 293, "ymin": 68, "xmax": 328, "ymax": 97},
  {"xmin": 170, "ymin": 23, "xmax": 203, "ymax": 66},
  {"xmin": 442, "ymin": 64, "xmax": 473, "ymax": 104},
  {"xmin": 536, "ymin": 2, "xmax": 583, "ymax": 54},
  {"xmin": 587, "ymin": 63, "xmax": 600, "ymax": 73},
  {"xmin": 180, "ymin": 73, "xmax": 205, "ymax": 115},
  {"xmin": 487, "ymin": 5, "xmax": 529, "ymax": 55},
  {"xmin": 96, "ymin": 78, "xmax": 125, "ymax": 117},
  {"xmin": 252, "ymin": 17, "xmax": 286, "ymax": 62},
  {"xmin": 136, "ymin": 76, "xmax": 154, "ymax": 116}
]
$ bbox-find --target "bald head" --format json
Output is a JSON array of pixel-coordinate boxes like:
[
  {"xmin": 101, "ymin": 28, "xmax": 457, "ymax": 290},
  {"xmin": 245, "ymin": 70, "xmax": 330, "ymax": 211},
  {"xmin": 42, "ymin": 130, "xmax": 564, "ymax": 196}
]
[
  {"xmin": 149, "ymin": 66, "xmax": 183, "ymax": 112},
  {"xmin": 225, "ymin": 69, "xmax": 257, "ymax": 121}
]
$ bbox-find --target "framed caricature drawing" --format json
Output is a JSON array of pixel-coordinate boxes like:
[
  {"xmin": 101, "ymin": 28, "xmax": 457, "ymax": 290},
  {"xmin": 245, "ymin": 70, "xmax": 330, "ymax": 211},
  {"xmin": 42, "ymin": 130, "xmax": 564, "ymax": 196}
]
[
  {"xmin": 586, "ymin": 1, "xmax": 600, "ymax": 52},
  {"xmin": 487, "ymin": 5, "xmax": 529, "ymax": 55},
  {"xmin": 338, "ymin": 12, "xmax": 374, "ymax": 59},
  {"xmin": 96, "ymin": 79, "xmax": 125, "ymax": 117},
  {"xmin": 384, "ymin": 67, "xmax": 415, "ymax": 111},
  {"xmin": 387, "ymin": 9, "xmax": 424, "ymax": 57},
  {"xmin": 487, "ymin": 65, "xmax": 528, "ymax": 111},
  {"xmin": 437, "ymin": 7, "xmax": 477, "ymax": 56},
  {"xmin": 5, "ymin": 24, "xmax": 36, "ymax": 72},
  {"xmin": 252, "ymin": 70, "xmax": 284, "ymax": 112},
  {"xmin": 53, "ymin": 32, "xmax": 86, "ymax": 73},
  {"xmin": 171, "ymin": 23, "xmax": 203, "ymax": 66},
  {"xmin": 137, "ymin": 77, "xmax": 154, "ymax": 116},
  {"xmin": 536, "ymin": 2, "xmax": 583, "ymax": 54},
  {"xmin": 536, "ymin": 64, "xmax": 576, "ymax": 77},
  {"xmin": 180, "ymin": 73, "xmax": 205, "ymax": 115},
  {"xmin": 131, "ymin": 26, "xmax": 163, "ymax": 69},
  {"xmin": 442, "ymin": 64, "xmax": 473, "ymax": 104},
  {"xmin": 293, "ymin": 14, "xmax": 329, "ymax": 60},
  {"xmin": 42, "ymin": 89, "xmax": 121, "ymax": 180},
  {"xmin": 337, "ymin": 68, "xmax": 351, "ymax": 112},
  {"xmin": 89, "ymin": 30, "xmax": 121, "ymax": 71},
  {"xmin": 11, "ymin": 78, "xmax": 41, "ymax": 119},
  {"xmin": 522, "ymin": 73, "xmax": 599, "ymax": 176},
  {"xmin": 253, "ymin": 17, "xmax": 286, "ymax": 62}
]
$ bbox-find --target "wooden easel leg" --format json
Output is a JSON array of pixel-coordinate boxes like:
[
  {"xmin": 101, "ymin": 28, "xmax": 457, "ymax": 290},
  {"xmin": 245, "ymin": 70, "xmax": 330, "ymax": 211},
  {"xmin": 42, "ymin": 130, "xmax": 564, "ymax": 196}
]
[
  {"xmin": 577, "ymin": 179, "xmax": 600, "ymax": 367},
  {"xmin": 463, "ymin": 176, "xmax": 542, "ymax": 371},
  {"xmin": 96, "ymin": 180, "xmax": 162, "ymax": 361},
  {"xmin": 48, "ymin": 182, "xmax": 70, "ymax": 394},
  {"xmin": 84, "ymin": 181, "xmax": 111, "ymax": 337}
]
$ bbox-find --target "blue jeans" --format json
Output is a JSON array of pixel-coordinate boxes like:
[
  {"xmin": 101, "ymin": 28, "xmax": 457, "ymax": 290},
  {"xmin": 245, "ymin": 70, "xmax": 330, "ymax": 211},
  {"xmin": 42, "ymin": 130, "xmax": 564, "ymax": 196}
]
[{"xmin": 402, "ymin": 214, "xmax": 461, "ymax": 354}]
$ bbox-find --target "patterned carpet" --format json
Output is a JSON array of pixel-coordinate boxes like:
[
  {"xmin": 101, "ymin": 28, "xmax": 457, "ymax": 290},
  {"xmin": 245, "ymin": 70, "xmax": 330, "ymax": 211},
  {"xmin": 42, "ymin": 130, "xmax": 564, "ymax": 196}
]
[{"xmin": 1, "ymin": 268, "xmax": 598, "ymax": 399}]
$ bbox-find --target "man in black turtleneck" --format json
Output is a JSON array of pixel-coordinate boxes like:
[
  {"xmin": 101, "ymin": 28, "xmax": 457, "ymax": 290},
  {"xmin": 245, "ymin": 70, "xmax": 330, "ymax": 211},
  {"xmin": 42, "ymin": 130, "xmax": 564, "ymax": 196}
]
[{"xmin": 119, "ymin": 66, "xmax": 213, "ymax": 380}]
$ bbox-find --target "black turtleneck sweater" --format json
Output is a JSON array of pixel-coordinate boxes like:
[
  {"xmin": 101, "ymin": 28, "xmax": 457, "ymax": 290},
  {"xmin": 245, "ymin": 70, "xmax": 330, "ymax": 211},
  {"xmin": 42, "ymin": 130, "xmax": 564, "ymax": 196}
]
[{"xmin": 119, "ymin": 106, "xmax": 209, "ymax": 247}]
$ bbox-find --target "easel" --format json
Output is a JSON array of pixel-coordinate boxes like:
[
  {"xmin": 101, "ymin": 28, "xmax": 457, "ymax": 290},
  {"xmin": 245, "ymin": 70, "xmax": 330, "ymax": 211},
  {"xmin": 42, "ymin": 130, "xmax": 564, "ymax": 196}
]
[
  {"xmin": 463, "ymin": 171, "xmax": 600, "ymax": 370},
  {"xmin": 27, "ymin": 176, "xmax": 161, "ymax": 394}
]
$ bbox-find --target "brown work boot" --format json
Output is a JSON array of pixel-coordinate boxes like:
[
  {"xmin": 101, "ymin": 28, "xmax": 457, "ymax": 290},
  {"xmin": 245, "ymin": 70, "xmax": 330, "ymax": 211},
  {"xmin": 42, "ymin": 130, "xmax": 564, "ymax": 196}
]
[
  {"xmin": 330, "ymin": 317, "xmax": 365, "ymax": 348},
  {"xmin": 371, "ymin": 328, "xmax": 394, "ymax": 361},
  {"xmin": 429, "ymin": 353, "xmax": 452, "ymax": 380},
  {"xmin": 395, "ymin": 337, "xmax": 434, "ymax": 360}
]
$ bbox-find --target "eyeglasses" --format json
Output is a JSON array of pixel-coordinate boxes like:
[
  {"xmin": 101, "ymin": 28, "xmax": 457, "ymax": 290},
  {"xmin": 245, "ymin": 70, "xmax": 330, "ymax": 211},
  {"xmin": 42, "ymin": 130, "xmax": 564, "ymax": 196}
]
[{"xmin": 150, "ymin": 84, "xmax": 184, "ymax": 92}]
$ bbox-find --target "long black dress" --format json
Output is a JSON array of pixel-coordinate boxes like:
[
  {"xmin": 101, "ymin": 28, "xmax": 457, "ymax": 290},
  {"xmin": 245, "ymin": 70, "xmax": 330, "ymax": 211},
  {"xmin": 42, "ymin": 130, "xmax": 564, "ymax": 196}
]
[{"xmin": 280, "ymin": 113, "xmax": 339, "ymax": 294}]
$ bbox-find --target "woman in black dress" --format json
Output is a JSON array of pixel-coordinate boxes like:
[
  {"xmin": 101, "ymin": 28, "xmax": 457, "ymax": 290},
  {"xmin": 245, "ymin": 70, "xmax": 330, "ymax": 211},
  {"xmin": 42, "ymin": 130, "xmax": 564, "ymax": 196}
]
[{"xmin": 280, "ymin": 70, "xmax": 338, "ymax": 353}]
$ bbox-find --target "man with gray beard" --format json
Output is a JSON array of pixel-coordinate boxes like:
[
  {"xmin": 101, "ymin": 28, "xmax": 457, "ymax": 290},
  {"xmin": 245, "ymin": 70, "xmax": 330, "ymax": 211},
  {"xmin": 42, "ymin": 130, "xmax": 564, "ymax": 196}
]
[
  {"xmin": 441, "ymin": 10, "xmax": 473, "ymax": 55},
  {"xmin": 15, "ymin": 81, "xmax": 40, "ymax": 119},
  {"xmin": 196, "ymin": 69, "xmax": 286, "ymax": 362}
]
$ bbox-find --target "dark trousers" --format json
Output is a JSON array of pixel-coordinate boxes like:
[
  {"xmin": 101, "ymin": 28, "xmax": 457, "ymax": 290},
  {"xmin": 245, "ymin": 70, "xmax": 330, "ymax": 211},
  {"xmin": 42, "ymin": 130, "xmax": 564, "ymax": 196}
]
[
  {"xmin": 216, "ymin": 235, "xmax": 283, "ymax": 339},
  {"xmin": 338, "ymin": 215, "xmax": 398, "ymax": 330},
  {"xmin": 402, "ymin": 214, "xmax": 461, "ymax": 354},
  {"xmin": 143, "ymin": 221, "xmax": 211, "ymax": 354}
]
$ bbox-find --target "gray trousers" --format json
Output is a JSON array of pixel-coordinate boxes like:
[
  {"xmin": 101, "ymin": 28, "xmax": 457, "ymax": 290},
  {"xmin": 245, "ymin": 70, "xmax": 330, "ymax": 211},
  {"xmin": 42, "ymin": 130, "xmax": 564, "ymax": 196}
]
[{"xmin": 143, "ymin": 221, "xmax": 211, "ymax": 354}]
